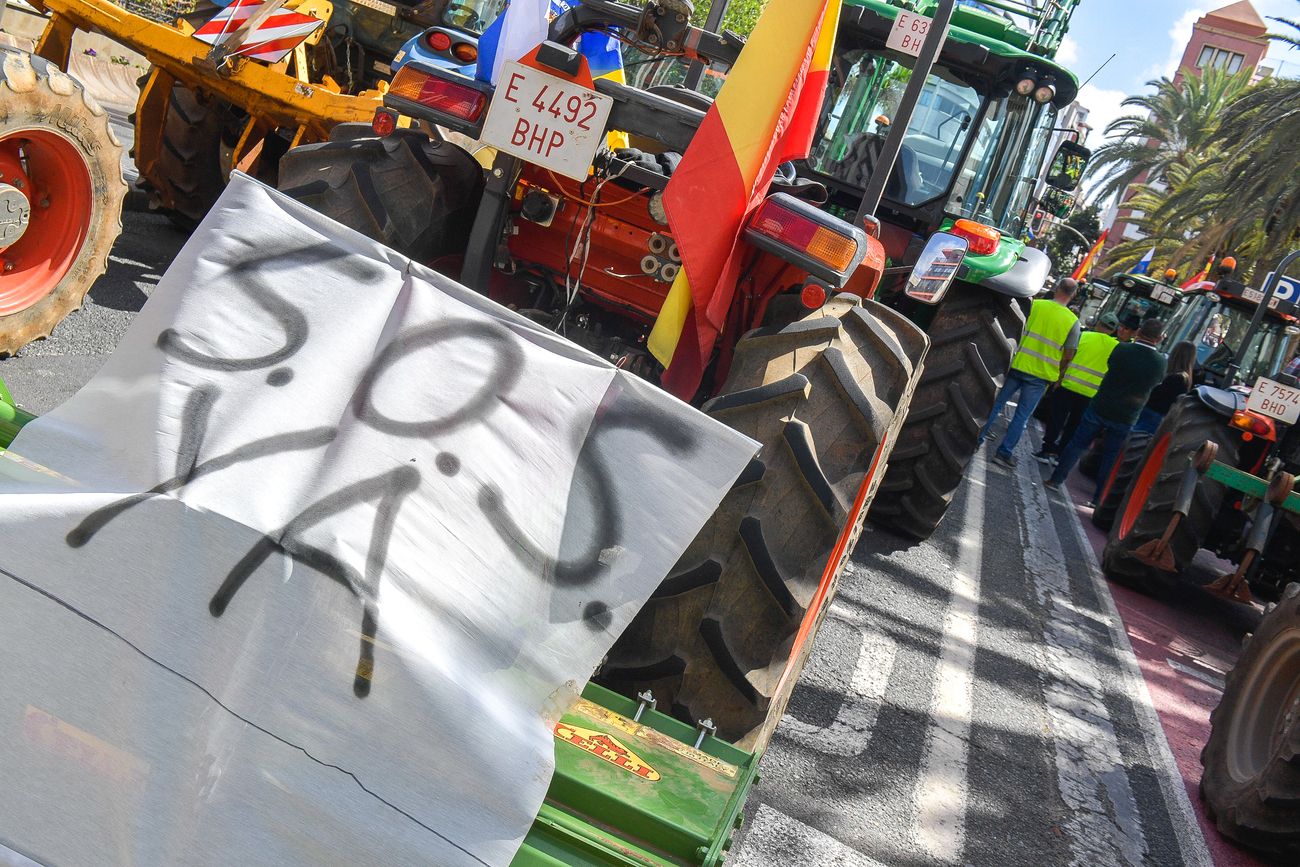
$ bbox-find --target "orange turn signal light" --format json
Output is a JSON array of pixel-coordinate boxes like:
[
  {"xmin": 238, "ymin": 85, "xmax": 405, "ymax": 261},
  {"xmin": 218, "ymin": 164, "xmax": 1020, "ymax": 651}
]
[
  {"xmin": 390, "ymin": 66, "xmax": 486, "ymax": 122},
  {"xmin": 950, "ymin": 219, "xmax": 1001, "ymax": 257}
]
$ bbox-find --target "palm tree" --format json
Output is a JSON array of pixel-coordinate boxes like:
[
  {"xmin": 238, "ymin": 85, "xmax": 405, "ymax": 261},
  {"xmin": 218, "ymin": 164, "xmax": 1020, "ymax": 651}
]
[{"xmin": 1083, "ymin": 66, "xmax": 1252, "ymax": 203}]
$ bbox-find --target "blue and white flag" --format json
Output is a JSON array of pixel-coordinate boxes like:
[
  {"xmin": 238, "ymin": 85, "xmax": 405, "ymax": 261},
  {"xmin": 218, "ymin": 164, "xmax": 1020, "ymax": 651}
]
[
  {"xmin": 475, "ymin": 0, "xmax": 550, "ymax": 84},
  {"xmin": 1132, "ymin": 246, "xmax": 1155, "ymax": 275}
]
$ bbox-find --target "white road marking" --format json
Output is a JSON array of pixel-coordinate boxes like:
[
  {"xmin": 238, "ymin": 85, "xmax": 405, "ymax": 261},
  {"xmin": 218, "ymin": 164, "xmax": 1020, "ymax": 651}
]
[
  {"xmin": 912, "ymin": 450, "xmax": 986, "ymax": 863},
  {"xmin": 1060, "ymin": 492, "xmax": 1215, "ymax": 866},
  {"xmin": 1167, "ymin": 657, "xmax": 1226, "ymax": 692},
  {"xmin": 778, "ymin": 601, "xmax": 897, "ymax": 756},
  {"xmin": 1013, "ymin": 444, "xmax": 1149, "ymax": 866},
  {"xmin": 731, "ymin": 804, "xmax": 891, "ymax": 867}
]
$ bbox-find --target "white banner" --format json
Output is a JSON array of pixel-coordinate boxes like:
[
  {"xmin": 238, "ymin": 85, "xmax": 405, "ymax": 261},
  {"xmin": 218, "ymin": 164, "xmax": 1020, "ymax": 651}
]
[{"xmin": 0, "ymin": 174, "xmax": 756, "ymax": 865}]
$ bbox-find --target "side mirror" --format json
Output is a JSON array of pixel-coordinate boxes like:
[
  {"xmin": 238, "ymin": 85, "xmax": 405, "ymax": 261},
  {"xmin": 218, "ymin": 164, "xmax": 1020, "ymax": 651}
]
[
  {"xmin": 1046, "ymin": 140, "xmax": 1090, "ymax": 191},
  {"xmin": 905, "ymin": 231, "xmax": 968, "ymax": 305}
]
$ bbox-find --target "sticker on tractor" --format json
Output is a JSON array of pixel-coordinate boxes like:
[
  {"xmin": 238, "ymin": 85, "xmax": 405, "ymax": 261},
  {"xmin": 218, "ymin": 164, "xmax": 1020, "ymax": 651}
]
[
  {"xmin": 554, "ymin": 722, "xmax": 661, "ymax": 781},
  {"xmin": 568, "ymin": 698, "xmax": 740, "ymax": 779}
]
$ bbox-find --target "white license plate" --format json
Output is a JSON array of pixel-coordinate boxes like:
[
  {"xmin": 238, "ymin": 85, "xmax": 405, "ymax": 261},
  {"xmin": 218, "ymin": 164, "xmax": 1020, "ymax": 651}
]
[
  {"xmin": 1246, "ymin": 376, "xmax": 1300, "ymax": 425},
  {"xmin": 887, "ymin": 11, "xmax": 934, "ymax": 57},
  {"xmin": 1242, "ymin": 287, "xmax": 1282, "ymax": 308},
  {"xmin": 479, "ymin": 60, "xmax": 614, "ymax": 182}
]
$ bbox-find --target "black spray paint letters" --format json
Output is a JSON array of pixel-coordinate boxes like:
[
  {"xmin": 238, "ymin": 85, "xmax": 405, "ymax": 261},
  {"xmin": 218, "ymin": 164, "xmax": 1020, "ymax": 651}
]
[{"xmin": 65, "ymin": 247, "xmax": 700, "ymax": 692}]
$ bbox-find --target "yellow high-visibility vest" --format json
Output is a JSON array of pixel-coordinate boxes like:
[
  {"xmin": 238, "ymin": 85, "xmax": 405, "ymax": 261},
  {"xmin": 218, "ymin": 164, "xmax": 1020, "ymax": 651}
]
[
  {"xmin": 1061, "ymin": 331, "xmax": 1119, "ymax": 397},
  {"xmin": 1011, "ymin": 299, "xmax": 1078, "ymax": 382}
]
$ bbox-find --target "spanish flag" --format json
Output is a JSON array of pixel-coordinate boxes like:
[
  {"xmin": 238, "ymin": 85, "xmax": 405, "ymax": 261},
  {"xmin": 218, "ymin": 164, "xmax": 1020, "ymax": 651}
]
[
  {"xmin": 1069, "ymin": 229, "xmax": 1107, "ymax": 282},
  {"xmin": 648, "ymin": 0, "xmax": 840, "ymax": 398},
  {"xmin": 1180, "ymin": 254, "xmax": 1214, "ymax": 289}
]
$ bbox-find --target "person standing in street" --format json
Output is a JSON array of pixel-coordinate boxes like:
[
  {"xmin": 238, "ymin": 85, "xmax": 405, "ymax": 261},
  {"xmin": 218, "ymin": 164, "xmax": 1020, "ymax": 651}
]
[
  {"xmin": 1134, "ymin": 340, "xmax": 1196, "ymax": 434},
  {"xmin": 1047, "ymin": 317, "xmax": 1169, "ymax": 504},
  {"xmin": 979, "ymin": 277, "xmax": 1080, "ymax": 468},
  {"xmin": 1035, "ymin": 312, "xmax": 1121, "ymax": 465}
]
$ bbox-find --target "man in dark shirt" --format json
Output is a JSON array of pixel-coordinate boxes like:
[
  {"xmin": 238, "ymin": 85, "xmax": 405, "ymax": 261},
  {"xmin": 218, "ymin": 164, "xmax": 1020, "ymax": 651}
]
[{"xmin": 1046, "ymin": 317, "xmax": 1169, "ymax": 505}]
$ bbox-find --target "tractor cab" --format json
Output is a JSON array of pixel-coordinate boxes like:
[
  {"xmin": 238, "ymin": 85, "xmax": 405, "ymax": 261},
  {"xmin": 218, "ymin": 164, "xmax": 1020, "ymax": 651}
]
[
  {"xmin": 392, "ymin": 0, "xmax": 508, "ymax": 76},
  {"xmin": 1089, "ymin": 272, "xmax": 1187, "ymax": 333},
  {"xmin": 1165, "ymin": 278, "xmax": 1300, "ymax": 387}
]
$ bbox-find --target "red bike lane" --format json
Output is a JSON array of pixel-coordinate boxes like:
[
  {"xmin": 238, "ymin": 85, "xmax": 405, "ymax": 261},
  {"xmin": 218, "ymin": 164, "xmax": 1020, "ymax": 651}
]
[{"xmin": 1062, "ymin": 469, "xmax": 1269, "ymax": 867}]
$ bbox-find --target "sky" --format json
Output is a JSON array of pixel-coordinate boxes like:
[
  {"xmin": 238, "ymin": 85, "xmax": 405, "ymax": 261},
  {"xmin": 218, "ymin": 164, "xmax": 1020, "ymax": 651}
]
[{"xmin": 1056, "ymin": 0, "xmax": 1299, "ymax": 147}]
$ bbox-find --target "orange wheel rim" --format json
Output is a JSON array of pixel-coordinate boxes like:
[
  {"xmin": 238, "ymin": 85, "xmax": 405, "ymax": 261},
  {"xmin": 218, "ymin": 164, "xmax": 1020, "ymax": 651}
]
[{"xmin": 0, "ymin": 128, "xmax": 94, "ymax": 316}]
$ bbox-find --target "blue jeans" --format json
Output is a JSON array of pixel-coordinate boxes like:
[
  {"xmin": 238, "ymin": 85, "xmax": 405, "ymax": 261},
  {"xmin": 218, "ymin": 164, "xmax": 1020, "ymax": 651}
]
[
  {"xmin": 1133, "ymin": 406, "xmax": 1164, "ymax": 435},
  {"xmin": 1051, "ymin": 405, "xmax": 1132, "ymax": 501},
  {"xmin": 979, "ymin": 368, "xmax": 1051, "ymax": 458}
]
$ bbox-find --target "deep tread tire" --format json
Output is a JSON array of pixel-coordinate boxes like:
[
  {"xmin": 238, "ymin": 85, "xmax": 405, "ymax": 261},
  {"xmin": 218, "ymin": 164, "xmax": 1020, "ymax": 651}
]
[
  {"xmin": 277, "ymin": 125, "xmax": 484, "ymax": 263},
  {"xmin": 1102, "ymin": 395, "xmax": 1238, "ymax": 594},
  {"xmin": 1200, "ymin": 583, "xmax": 1300, "ymax": 858},
  {"xmin": 151, "ymin": 82, "xmax": 241, "ymax": 231},
  {"xmin": 599, "ymin": 295, "xmax": 927, "ymax": 746},
  {"xmin": 869, "ymin": 282, "xmax": 1025, "ymax": 539},
  {"xmin": 0, "ymin": 49, "xmax": 125, "ymax": 356},
  {"xmin": 1091, "ymin": 431, "xmax": 1153, "ymax": 531}
]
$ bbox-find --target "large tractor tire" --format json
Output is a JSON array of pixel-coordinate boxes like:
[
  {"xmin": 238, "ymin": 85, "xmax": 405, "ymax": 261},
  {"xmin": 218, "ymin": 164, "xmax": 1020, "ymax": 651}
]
[
  {"xmin": 869, "ymin": 283, "xmax": 1024, "ymax": 539},
  {"xmin": 1200, "ymin": 582, "xmax": 1300, "ymax": 859},
  {"xmin": 1090, "ymin": 430, "xmax": 1153, "ymax": 531},
  {"xmin": 277, "ymin": 125, "xmax": 483, "ymax": 263},
  {"xmin": 0, "ymin": 49, "xmax": 125, "ymax": 356},
  {"xmin": 1102, "ymin": 395, "xmax": 1238, "ymax": 594},
  {"xmin": 149, "ymin": 83, "xmax": 241, "ymax": 231},
  {"xmin": 599, "ymin": 295, "xmax": 927, "ymax": 747}
]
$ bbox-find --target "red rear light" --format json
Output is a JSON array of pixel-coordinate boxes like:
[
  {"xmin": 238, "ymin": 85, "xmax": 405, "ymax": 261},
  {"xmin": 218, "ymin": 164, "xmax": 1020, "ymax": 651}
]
[
  {"xmin": 452, "ymin": 42, "xmax": 478, "ymax": 63},
  {"xmin": 801, "ymin": 282, "xmax": 828, "ymax": 309},
  {"xmin": 950, "ymin": 219, "xmax": 1000, "ymax": 256},
  {"xmin": 749, "ymin": 199, "xmax": 858, "ymax": 273},
  {"xmin": 390, "ymin": 66, "xmax": 486, "ymax": 121},
  {"xmin": 425, "ymin": 31, "xmax": 452, "ymax": 52},
  {"xmin": 372, "ymin": 108, "xmax": 398, "ymax": 136}
]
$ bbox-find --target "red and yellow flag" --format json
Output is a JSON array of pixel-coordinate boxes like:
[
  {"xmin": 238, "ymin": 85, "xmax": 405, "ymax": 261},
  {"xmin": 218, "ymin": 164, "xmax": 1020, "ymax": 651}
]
[
  {"xmin": 648, "ymin": 0, "xmax": 840, "ymax": 398},
  {"xmin": 1069, "ymin": 229, "xmax": 1108, "ymax": 282},
  {"xmin": 1180, "ymin": 254, "xmax": 1214, "ymax": 289}
]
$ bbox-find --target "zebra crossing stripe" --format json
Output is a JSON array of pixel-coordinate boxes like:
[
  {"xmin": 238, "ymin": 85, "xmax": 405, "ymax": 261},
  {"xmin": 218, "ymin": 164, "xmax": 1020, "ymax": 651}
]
[
  {"xmin": 731, "ymin": 804, "xmax": 891, "ymax": 867},
  {"xmin": 913, "ymin": 450, "xmax": 986, "ymax": 862}
]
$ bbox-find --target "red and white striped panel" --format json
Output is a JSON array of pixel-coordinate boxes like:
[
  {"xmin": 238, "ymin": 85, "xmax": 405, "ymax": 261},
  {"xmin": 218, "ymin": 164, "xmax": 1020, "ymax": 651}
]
[{"xmin": 194, "ymin": 0, "xmax": 324, "ymax": 64}]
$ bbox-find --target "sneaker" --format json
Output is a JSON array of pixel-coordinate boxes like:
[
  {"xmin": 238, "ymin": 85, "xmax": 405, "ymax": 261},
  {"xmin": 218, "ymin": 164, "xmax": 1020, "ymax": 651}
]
[
  {"xmin": 992, "ymin": 452, "xmax": 1017, "ymax": 469},
  {"xmin": 1044, "ymin": 478, "xmax": 1061, "ymax": 491},
  {"xmin": 1034, "ymin": 450, "xmax": 1055, "ymax": 465}
]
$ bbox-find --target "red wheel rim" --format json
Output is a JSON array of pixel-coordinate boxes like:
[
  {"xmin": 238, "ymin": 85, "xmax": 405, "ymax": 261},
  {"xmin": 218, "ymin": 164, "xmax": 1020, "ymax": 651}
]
[
  {"xmin": 1118, "ymin": 433, "xmax": 1171, "ymax": 540},
  {"xmin": 0, "ymin": 128, "xmax": 94, "ymax": 316}
]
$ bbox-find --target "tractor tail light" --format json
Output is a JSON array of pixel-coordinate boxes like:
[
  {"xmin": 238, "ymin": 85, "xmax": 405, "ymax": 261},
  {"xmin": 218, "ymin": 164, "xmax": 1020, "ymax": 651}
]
[
  {"xmin": 950, "ymin": 219, "xmax": 1001, "ymax": 256},
  {"xmin": 425, "ymin": 31, "xmax": 452, "ymax": 52},
  {"xmin": 1231, "ymin": 410, "xmax": 1275, "ymax": 439},
  {"xmin": 745, "ymin": 194, "xmax": 864, "ymax": 288},
  {"xmin": 390, "ymin": 66, "xmax": 487, "ymax": 122},
  {"xmin": 452, "ymin": 42, "xmax": 478, "ymax": 63},
  {"xmin": 372, "ymin": 108, "xmax": 398, "ymax": 137}
]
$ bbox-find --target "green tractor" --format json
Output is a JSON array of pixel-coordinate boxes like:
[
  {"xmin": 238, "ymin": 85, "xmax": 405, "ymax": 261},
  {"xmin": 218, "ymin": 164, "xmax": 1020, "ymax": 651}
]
[{"xmin": 1090, "ymin": 266, "xmax": 1300, "ymax": 534}]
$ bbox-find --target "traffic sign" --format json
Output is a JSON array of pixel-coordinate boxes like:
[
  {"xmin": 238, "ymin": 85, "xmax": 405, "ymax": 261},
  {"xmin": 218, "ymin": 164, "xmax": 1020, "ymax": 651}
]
[{"xmin": 1260, "ymin": 271, "xmax": 1300, "ymax": 303}]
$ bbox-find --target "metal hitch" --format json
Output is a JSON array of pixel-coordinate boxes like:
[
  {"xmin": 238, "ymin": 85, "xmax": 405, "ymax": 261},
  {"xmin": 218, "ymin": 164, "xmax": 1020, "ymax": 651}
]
[{"xmin": 1207, "ymin": 470, "xmax": 1297, "ymax": 603}]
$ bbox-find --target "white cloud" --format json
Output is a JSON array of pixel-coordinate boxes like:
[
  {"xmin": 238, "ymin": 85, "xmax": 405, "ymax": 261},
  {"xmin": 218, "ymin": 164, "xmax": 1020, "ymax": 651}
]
[
  {"xmin": 1057, "ymin": 36, "xmax": 1080, "ymax": 67},
  {"xmin": 1143, "ymin": 6, "xmax": 1206, "ymax": 81}
]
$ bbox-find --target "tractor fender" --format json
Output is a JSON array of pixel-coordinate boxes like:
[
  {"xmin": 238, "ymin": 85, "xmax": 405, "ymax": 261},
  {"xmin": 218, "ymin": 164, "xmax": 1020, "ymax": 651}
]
[
  {"xmin": 1192, "ymin": 384, "xmax": 1243, "ymax": 418},
  {"xmin": 977, "ymin": 245, "xmax": 1052, "ymax": 299}
]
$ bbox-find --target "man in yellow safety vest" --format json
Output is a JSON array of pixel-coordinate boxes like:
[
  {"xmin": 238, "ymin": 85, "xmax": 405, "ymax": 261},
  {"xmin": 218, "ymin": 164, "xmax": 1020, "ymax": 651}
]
[
  {"xmin": 1034, "ymin": 312, "xmax": 1121, "ymax": 465},
  {"xmin": 979, "ymin": 277, "xmax": 1080, "ymax": 468}
]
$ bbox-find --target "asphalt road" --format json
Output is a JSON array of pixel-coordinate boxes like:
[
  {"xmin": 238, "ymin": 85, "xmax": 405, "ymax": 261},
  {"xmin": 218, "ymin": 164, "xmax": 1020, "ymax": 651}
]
[{"xmin": 0, "ymin": 111, "xmax": 1261, "ymax": 865}]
